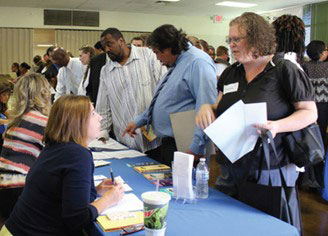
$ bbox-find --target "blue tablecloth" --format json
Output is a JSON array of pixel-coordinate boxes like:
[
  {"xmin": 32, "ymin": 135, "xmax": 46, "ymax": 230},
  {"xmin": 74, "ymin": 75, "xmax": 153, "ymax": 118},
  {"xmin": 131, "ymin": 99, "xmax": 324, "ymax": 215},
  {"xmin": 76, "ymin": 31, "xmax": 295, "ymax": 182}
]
[{"xmin": 94, "ymin": 156, "xmax": 299, "ymax": 236}]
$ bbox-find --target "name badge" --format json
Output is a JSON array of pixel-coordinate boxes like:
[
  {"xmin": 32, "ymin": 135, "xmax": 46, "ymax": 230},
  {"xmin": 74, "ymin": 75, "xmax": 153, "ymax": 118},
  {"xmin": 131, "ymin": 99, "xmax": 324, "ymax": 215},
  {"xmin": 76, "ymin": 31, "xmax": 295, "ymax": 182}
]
[{"xmin": 223, "ymin": 82, "xmax": 239, "ymax": 95}]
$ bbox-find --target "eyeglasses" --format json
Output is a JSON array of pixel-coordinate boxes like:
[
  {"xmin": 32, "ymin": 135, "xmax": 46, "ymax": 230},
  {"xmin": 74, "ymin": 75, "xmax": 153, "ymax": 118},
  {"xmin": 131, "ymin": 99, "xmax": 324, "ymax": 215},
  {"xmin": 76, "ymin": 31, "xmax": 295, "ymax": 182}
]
[{"xmin": 225, "ymin": 36, "xmax": 246, "ymax": 44}]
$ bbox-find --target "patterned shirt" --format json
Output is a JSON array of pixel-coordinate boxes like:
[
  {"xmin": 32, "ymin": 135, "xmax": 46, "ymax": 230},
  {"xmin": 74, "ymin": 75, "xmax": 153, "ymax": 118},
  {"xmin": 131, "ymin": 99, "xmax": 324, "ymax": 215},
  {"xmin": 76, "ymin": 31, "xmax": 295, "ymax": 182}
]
[
  {"xmin": 0, "ymin": 110, "xmax": 48, "ymax": 188},
  {"xmin": 302, "ymin": 61, "xmax": 328, "ymax": 103},
  {"xmin": 96, "ymin": 45, "xmax": 167, "ymax": 152}
]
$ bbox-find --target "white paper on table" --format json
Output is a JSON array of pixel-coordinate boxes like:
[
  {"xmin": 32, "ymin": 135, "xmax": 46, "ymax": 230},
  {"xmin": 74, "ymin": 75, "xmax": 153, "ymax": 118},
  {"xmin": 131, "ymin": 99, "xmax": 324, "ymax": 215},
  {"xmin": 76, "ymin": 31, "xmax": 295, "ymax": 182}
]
[
  {"xmin": 204, "ymin": 100, "xmax": 267, "ymax": 163},
  {"xmin": 101, "ymin": 193, "xmax": 143, "ymax": 215},
  {"xmin": 94, "ymin": 175, "xmax": 107, "ymax": 181},
  {"xmin": 173, "ymin": 152, "xmax": 195, "ymax": 200},
  {"xmin": 93, "ymin": 175, "xmax": 132, "ymax": 192},
  {"xmin": 92, "ymin": 150, "xmax": 146, "ymax": 160},
  {"xmin": 89, "ymin": 138, "xmax": 128, "ymax": 150},
  {"xmin": 94, "ymin": 160, "xmax": 111, "ymax": 168},
  {"xmin": 115, "ymin": 176, "xmax": 133, "ymax": 192}
]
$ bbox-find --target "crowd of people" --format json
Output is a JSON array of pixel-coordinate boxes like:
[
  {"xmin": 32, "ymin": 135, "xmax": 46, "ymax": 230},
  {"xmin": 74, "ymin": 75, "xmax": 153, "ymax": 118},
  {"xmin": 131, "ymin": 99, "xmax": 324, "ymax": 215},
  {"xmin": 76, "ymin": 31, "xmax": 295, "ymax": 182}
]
[{"xmin": 0, "ymin": 11, "xmax": 327, "ymax": 236}]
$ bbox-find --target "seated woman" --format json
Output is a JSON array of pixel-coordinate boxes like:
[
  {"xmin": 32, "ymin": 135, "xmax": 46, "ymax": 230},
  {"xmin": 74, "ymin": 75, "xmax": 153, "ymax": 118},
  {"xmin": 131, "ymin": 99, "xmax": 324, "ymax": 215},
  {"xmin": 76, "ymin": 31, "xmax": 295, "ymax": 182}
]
[
  {"xmin": 0, "ymin": 73, "xmax": 51, "ymax": 221},
  {"xmin": 1, "ymin": 95, "xmax": 124, "ymax": 236},
  {"xmin": 0, "ymin": 81, "xmax": 11, "ymax": 152}
]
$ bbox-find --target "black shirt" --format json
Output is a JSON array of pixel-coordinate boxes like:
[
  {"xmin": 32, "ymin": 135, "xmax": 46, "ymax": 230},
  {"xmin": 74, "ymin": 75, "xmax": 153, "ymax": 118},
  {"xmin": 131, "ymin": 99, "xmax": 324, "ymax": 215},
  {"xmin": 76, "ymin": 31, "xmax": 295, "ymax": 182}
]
[{"xmin": 216, "ymin": 56, "xmax": 314, "ymax": 168}]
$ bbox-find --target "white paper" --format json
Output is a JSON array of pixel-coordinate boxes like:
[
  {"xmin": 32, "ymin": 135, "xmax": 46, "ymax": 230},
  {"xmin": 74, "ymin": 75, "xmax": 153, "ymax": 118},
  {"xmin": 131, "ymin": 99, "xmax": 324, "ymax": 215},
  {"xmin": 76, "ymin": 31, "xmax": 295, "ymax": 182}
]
[
  {"xmin": 94, "ymin": 160, "xmax": 111, "ymax": 168},
  {"xmin": 94, "ymin": 175, "xmax": 107, "ymax": 181},
  {"xmin": 204, "ymin": 100, "xmax": 267, "ymax": 163},
  {"xmin": 92, "ymin": 150, "xmax": 146, "ymax": 160},
  {"xmin": 89, "ymin": 138, "xmax": 128, "ymax": 150},
  {"xmin": 101, "ymin": 193, "xmax": 143, "ymax": 215},
  {"xmin": 173, "ymin": 152, "xmax": 195, "ymax": 200}
]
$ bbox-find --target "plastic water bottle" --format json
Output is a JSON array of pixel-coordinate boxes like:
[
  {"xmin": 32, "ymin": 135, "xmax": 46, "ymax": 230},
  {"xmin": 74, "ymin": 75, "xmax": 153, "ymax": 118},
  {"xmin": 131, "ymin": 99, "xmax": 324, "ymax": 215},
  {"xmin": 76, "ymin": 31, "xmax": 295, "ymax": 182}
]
[{"xmin": 195, "ymin": 158, "xmax": 209, "ymax": 199}]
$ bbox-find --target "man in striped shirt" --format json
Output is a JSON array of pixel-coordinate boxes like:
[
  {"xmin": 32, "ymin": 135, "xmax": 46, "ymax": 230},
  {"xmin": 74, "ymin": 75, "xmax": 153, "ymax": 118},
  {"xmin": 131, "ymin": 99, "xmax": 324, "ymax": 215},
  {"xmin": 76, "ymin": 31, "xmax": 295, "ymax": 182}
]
[{"xmin": 96, "ymin": 28, "xmax": 167, "ymax": 153}]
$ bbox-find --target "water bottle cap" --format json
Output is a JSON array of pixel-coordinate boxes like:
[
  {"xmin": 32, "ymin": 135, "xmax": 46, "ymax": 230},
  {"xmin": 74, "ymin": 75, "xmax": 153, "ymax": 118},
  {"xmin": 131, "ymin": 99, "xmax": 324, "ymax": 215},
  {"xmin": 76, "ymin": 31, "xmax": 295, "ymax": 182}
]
[{"xmin": 200, "ymin": 158, "xmax": 206, "ymax": 162}]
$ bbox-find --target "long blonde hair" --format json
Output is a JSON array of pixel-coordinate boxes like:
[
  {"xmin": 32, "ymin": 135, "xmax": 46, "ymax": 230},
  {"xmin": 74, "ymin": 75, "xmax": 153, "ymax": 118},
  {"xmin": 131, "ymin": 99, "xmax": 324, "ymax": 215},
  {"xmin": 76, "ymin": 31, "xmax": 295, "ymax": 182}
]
[
  {"xmin": 6, "ymin": 73, "xmax": 51, "ymax": 132},
  {"xmin": 43, "ymin": 95, "xmax": 91, "ymax": 147}
]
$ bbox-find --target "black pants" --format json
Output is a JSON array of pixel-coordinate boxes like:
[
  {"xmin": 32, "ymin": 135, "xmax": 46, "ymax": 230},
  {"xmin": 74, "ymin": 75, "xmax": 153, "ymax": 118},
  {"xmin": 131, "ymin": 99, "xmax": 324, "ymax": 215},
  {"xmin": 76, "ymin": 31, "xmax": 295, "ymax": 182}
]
[
  {"xmin": 145, "ymin": 137, "xmax": 177, "ymax": 167},
  {"xmin": 0, "ymin": 187, "xmax": 24, "ymax": 219}
]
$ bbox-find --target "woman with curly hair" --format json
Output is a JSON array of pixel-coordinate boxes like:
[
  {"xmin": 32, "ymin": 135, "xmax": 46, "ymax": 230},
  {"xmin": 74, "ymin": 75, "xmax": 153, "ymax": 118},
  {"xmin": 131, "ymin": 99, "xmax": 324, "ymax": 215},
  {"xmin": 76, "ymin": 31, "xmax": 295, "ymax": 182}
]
[
  {"xmin": 196, "ymin": 12, "xmax": 316, "ymax": 234},
  {"xmin": 0, "ymin": 73, "xmax": 52, "ymax": 221}
]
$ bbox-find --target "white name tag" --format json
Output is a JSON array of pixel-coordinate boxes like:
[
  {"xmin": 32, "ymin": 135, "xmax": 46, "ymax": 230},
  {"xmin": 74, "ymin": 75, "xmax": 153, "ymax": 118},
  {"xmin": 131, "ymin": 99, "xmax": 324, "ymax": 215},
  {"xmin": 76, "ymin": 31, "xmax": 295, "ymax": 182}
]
[{"xmin": 223, "ymin": 82, "xmax": 239, "ymax": 95}]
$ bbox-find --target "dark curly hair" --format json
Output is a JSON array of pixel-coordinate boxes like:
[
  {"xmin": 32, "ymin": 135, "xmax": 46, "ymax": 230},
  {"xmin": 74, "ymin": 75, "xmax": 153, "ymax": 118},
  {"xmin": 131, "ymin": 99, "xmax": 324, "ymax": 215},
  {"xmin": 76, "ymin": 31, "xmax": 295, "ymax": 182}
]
[
  {"xmin": 147, "ymin": 24, "xmax": 189, "ymax": 55},
  {"xmin": 230, "ymin": 12, "xmax": 276, "ymax": 58},
  {"xmin": 306, "ymin": 40, "xmax": 326, "ymax": 61},
  {"xmin": 272, "ymin": 14, "xmax": 305, "ymax": 62}
]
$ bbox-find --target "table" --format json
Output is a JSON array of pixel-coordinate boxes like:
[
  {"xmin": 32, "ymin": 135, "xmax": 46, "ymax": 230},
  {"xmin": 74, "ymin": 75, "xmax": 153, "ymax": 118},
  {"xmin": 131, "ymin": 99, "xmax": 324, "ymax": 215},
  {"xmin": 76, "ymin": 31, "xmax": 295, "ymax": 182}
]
[{"xmin": 94, "ymin": 156, "xmax": 299, "ymax": 236}]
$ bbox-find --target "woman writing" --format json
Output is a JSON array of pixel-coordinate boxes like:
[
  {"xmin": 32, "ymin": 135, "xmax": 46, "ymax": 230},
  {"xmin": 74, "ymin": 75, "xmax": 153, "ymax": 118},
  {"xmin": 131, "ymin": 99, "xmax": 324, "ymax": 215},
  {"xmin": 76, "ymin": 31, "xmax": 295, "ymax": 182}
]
[
  {"xmin": 196, "ymin": 12, "xmax": 317, "ymax": 233},
  {"xmin": 0, "ymin": 73, "xmax": 51, "ymax": 221},
  {"xmin": 1, "ymin": 95, "xmax": 124, "ymax": 235}
]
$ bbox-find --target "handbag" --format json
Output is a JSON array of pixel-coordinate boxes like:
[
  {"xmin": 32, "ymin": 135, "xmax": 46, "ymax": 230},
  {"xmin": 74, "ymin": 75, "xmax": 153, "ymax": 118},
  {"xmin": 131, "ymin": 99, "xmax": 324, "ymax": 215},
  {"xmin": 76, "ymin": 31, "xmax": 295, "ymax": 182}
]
[
  {"xmin": 284, "ymin": 123, "xmax": 325, "ymax": 168},
  {"xmin": 238, "ymin": 131, "xmax": 302, "ymax": 235}
]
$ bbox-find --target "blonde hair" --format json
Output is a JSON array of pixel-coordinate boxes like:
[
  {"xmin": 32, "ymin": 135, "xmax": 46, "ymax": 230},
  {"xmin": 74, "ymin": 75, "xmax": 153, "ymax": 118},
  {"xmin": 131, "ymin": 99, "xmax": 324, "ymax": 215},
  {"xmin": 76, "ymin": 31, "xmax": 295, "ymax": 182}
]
[
  {"xmin": 43, "ymin": 95, "xmax": 91, "ymax": 147},
  {"xmin": 6, "ymin": 73, "xmax": 51, "ymax": 132}
]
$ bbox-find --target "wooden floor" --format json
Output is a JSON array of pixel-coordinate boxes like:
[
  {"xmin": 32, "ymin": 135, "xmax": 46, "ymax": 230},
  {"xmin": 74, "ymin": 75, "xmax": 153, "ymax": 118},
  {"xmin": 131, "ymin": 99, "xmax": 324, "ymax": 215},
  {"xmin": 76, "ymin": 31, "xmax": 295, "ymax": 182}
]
[{"xmin": 208, "ymin": 157, "xmax": 328, "ymax": 236}]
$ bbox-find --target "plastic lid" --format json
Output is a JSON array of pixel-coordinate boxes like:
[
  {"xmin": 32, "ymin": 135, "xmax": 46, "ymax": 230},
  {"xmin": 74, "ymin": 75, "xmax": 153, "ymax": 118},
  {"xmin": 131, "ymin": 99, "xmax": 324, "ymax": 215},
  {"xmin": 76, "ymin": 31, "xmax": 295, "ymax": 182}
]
[
  {"xmin": 200, "ymin": 158, "xmax": 206, "ymax": 162},
  {"xmin": 141, "ymin": 191, "xmax": 171, "ymax": 205}
]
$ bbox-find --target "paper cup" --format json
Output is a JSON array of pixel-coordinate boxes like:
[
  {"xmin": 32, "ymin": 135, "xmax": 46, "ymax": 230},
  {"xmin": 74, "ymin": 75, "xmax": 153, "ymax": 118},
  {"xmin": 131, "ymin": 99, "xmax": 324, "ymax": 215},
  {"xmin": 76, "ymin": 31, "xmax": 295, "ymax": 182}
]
[
  {"xmin": 145, "ymin": 224, "xmax": 166, "ymax": 236},
  {"xmin": 141, "ymin": 191, "xmax": 171, "ymax": 230}
]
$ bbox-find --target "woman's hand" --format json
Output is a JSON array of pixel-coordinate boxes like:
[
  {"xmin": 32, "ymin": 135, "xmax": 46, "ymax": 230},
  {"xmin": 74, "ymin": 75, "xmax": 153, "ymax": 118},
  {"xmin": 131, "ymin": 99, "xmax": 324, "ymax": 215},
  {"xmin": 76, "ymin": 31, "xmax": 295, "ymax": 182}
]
[
  {"xmin": 102, "ymin": 183, "xmax": 125, "ymax": 207},
  {"xmin": 195, "ymin": 104, "xmax": 216, "ymax": 130},
  {"xmin": 96, "ymin": 178, "xmax": 114, "ymax": 195},
  {"xmin": 254, "ymin": 120, "xmax": 280, "ymax": 138}
]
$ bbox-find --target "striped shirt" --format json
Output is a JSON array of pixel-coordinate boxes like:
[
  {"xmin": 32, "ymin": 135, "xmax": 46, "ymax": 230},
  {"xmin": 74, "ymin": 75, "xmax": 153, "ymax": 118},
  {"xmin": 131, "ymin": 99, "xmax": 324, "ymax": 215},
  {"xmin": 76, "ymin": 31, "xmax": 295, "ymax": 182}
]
[
  {"xmin": 96, "ymin": 45, "xmax": 167, "ymax": 152},
  {"xmin": 0, "ymin": 110, "xmax": 47, "ymax": 188}
]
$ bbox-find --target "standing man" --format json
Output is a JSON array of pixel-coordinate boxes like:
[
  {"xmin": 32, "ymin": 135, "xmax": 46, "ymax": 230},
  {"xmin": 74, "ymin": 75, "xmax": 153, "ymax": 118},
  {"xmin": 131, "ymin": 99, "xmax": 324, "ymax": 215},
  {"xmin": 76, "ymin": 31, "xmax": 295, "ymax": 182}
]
[
  {"xmin": 50, "ymin": 47, "xmax": 85, "ymax": 100},
  {"xmin": 124, "ymin": 24, "xmax": 217, "ymax": 166},
  {"xmin": 96, "ymin": 28, "xmax": 167, "ymax": 153}
]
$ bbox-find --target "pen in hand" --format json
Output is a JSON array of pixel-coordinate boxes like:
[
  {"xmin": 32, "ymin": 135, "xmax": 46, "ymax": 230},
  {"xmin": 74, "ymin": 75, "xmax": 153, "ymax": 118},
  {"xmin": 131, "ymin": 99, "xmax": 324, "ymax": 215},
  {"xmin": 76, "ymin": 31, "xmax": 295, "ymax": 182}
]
[{"xmin": 110, "ymin": 168, "xmax": 116, "ymax": 185}]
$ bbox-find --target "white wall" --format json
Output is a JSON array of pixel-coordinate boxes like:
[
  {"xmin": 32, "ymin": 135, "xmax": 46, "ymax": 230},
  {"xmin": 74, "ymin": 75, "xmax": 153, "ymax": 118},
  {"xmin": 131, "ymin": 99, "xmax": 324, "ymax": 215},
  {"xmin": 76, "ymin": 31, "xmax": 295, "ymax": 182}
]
[
  {"xmin": 0, "ymin": 7, "xmax": 229, "ymax": 48},
  {"xmin": 0, "ymin": 5, "xmax": 305, "ymax": 57}
]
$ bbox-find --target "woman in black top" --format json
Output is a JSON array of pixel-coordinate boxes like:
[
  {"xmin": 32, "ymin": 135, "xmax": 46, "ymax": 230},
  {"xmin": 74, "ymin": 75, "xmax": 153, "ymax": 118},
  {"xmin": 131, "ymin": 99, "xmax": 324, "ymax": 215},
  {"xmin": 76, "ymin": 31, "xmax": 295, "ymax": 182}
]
[
  {"xmin": 196, "ymin": 12, "xmax": 317, "ymax": 234},
  {"xmin": 303, "ymin": 40, "xmax": 328, "ymax": 143},
  {"xmin": 1, "ymin": 95, "xmax": 124, "ymax": 236}
]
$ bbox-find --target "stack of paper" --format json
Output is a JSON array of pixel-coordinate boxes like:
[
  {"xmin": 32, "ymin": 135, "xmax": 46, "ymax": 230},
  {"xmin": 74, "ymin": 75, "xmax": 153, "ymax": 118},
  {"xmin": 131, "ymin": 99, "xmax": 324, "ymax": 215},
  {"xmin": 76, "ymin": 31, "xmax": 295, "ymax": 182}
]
[
  {"xmin": 102, "ymin": 193, "xmax": 144, "ymax": 215},
  {"xmin": 97, "ymin": 211, "xmax": 144, "ymax": 232},
  {"xmin": 89, "ymin": 139, "xmax": 129, "ymax": 150},
  {"xmin": 92, "ymin": 150, "xmax": 146, "ymax": 160}
]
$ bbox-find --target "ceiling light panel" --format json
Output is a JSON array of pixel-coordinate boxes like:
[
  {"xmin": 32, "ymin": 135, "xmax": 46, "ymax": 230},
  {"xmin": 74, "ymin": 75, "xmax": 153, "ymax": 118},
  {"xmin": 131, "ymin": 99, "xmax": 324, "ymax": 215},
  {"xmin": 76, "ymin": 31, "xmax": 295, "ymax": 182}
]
[{"xmin": 216, "ymin": 1, "xmax": 257, "ymax": 8}]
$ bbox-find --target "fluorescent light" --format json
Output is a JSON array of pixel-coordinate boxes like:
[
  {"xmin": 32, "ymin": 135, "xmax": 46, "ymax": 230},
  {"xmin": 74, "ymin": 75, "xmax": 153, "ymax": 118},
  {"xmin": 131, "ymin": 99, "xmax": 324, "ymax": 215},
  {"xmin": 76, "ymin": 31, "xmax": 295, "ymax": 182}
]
[
  {"xmin": 37, "ymin": 44, "xmax": 54, "ymax": 47},
  {"xmin": 159, "ymin": 0, "xmax": 180, "ymax": 2},
  {"xmin": 216, "ymin": 1, "xmax": 257, "ymax": 8}
]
